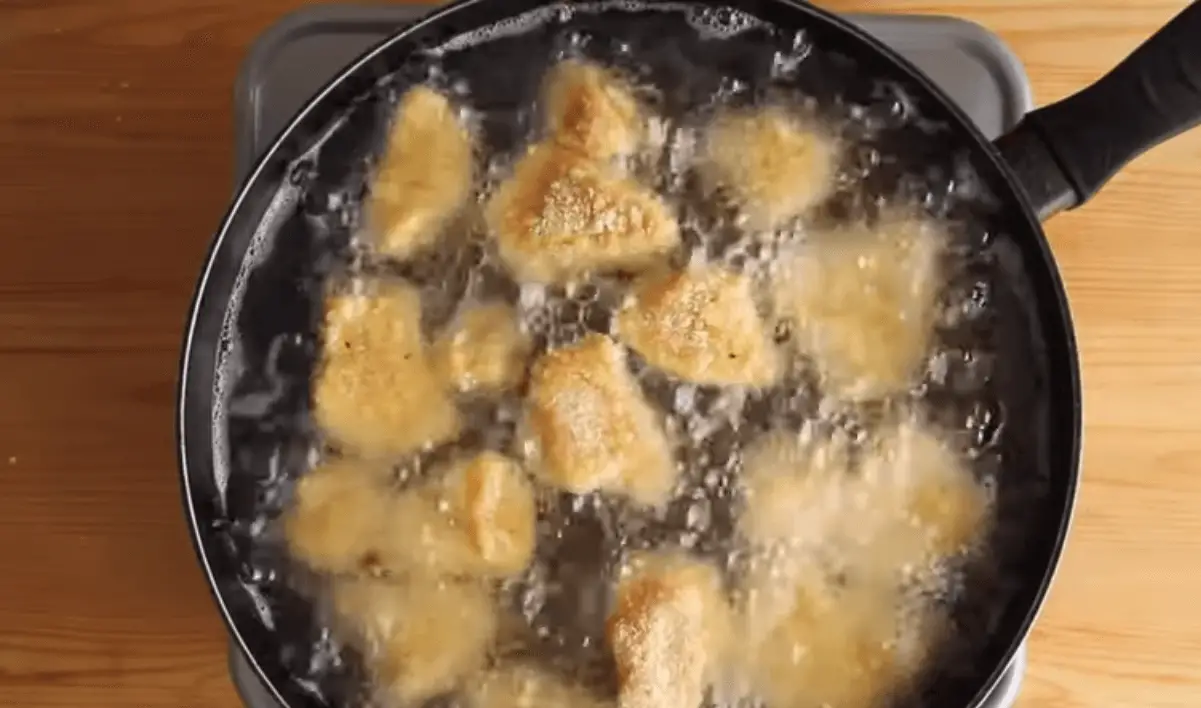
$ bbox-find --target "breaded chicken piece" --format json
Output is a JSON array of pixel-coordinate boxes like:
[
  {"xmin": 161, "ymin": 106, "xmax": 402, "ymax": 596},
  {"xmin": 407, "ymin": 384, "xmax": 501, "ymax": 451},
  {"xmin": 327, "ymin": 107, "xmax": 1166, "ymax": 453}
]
[
  {"xmin": 366, "ymin": 86, "xmax": 475, "ymax": 260},
  {"xmin": 738, "ymin": 427, "xmax": 855, "ymax": 551},
  {"xmin": 313, "ymin": 281, "xmax": 461, "ymax": 459},
  {"xmin": 441, "ymin": 451, "xmax": 539, "ymax": 577},
  {"xmin": 332, "ymin": 576, "xmax": 497, "ymax": 705},
  {"xmin": 376, "ymin": 451, "xmax": 538, "ymax": 579},
  {"xmin": 745, "ymin": 572, "xmax": 926, "ymax": 708},
  {"xmin": 543, "ymin": 59, "xmax": 643, "ymax": 160},
  {"xmin": 487, "ymin": 144, "xmax": 680, "ymax": 285},
  {"xmin": 856, "ymin": 416, "xmax": 991, "ymax": 567},
  {"xmin": 740, "ymin": 416, "xmax": 986, "ymax": 589},
  {"xmin": 734, "ymin": 428, "xmax": 860, "ymax": 645},
  {"xmin": 282, "ymin": 459, "xmax": 392, "ymax": 574},
  {"xmin": 433, "ymin": 302, "xmax": 531, "ymax": 393},
  {"xmin": 522, "ymin": 334, "xmax": 676, "ymax": 507},
  {"xmin": 467, "ymin": 664, "xmax": 612, "ymax": 708},
  {"xmin": 608, "ymin": 553, "xmax": 732, "ymax": 708},
  {"xmin": 617, "ymin": 265, "xmax": 781, "ymax": 387},
  {"xmin": 699, "ymin": 107, "xmax": 838, "ymax": 231},
  {"xmin": 773, "ymin": 217, "xmax": 946, "ymax": 401}
]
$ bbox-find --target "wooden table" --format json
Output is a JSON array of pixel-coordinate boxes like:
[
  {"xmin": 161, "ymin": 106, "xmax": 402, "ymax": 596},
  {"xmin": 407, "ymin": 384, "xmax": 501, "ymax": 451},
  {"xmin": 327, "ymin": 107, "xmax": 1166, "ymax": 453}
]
[{"xmin": 2, "ymin": 0, "xmax": 1200, "ymax": 706}]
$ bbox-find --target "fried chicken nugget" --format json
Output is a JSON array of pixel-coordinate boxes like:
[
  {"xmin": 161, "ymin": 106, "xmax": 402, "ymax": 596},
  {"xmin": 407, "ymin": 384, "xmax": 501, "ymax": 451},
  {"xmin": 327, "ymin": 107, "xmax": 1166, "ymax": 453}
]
[
  {"xmin": 366, "ymin": 86, "xmax": 475, "ymax": 260},
  {"xmin": 617, "ymin": 265, "xmax": 781, "ymax": 387},
  {"xmin": 467, "ymin": 664, "xmax": 612, "ymax": 708},
  {"xmin": 333, "ymin": 576, "xmax": 497, "ymax": 706},
  {"xmin": 376, "ymin": 451, "xmax": 538, "ymax": 579},
  {"xmin": 313, "ymin": 281, "xmax": 461, "ymax": 459},
  {"xmin": 856, "ymin": 415, "xmax": 991, "ymax": 567},
  {"xmin": 773, "ymin": 217, "xmax": 946, "ymax": 401},
  {"xmin": 733, "ymin": 428, "xmax": 861, "ymax": 650},
  {"xmin": 745, "ymin": 572, "xmax": 925, "ymax": 708},
  {"xmin": 486, "ymin": 144, "xmax": 680, "ymax": 285},
  {"xmin": 441, "ymin": 451, "xmax": 539, "ymax": 577},
  {"xmin": 433, "ymin": 302, "xmax": 531, "ymax": 393},
  {"xmin": 740, "ymin": 416, "xmax": 987, "ymax": 588},
  {"xmin": 543, "ymin": 59, "xmax": 644, "ymax": 160},
  {"xmin": 283, "ymin": 459, "xmax": 392, "ymax": 574},
  {"xmin": 522, "ymin": 334, "xmax": 676, "ymax": 507},
  {"xmin": 607, "ymin": 553, "xmax": 732, "ymax": 708},
  {"xmin": 699, "ymin": 107, "xmax": 838, "ymax": 231},
  {"xmin": 738, "ymin": 427, "xmax": 856, "ymax": 551}
]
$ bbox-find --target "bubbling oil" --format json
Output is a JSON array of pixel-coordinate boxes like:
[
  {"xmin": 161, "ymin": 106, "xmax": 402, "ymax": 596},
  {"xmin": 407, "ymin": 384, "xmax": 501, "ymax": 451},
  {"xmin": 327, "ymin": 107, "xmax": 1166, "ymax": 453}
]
[{"xmin": 210, "ymin": 3, "xmax": 1050, "ymax": 707}]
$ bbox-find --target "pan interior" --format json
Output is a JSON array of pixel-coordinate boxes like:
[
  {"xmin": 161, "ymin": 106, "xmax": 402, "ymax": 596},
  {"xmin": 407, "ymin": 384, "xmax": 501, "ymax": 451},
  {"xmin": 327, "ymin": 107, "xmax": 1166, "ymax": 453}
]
[{"xmin": 195, "ymin": 2, "xmax": 1066, "ymax": 707}]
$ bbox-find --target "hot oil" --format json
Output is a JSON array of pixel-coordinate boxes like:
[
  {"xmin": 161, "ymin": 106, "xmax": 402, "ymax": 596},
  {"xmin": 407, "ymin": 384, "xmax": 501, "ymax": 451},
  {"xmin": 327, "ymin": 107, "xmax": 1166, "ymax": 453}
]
[{"xmin": 212, "ymin": 3, "xmax": 1046, "ymax": 707}]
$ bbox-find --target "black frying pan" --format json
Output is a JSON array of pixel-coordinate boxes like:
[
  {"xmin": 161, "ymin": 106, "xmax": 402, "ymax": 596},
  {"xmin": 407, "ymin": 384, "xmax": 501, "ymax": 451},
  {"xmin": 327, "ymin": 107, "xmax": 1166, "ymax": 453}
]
[{"xmin": 177, "ymin": 1, "xmax": 1201, "ymax": 707}]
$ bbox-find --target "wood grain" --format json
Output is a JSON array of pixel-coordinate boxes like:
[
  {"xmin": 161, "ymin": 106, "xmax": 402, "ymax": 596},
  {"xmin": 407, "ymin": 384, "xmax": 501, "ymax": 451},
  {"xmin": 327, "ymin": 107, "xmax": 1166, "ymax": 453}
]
[{"xmin": 2, "ymin": 1, "xmax": 1200, "ymax": 707}]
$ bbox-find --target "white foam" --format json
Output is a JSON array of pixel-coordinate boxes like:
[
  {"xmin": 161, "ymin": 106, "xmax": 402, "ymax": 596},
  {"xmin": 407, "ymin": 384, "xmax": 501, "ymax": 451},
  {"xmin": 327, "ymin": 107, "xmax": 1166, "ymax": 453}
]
[
  {"xmin": 428, "ymin": 1, "xmax": 757, "ymax": 56},
  {"xmin": 684, "ymin": 5, "xmax": 765, "ymax": 39}
]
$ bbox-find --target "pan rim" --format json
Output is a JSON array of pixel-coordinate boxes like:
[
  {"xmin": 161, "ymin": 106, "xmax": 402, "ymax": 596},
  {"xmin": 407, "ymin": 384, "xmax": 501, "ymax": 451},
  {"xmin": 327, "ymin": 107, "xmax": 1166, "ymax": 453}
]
[{"xmin": 176, "ymin": 1, "xmax": 1083, "ymax": 706}]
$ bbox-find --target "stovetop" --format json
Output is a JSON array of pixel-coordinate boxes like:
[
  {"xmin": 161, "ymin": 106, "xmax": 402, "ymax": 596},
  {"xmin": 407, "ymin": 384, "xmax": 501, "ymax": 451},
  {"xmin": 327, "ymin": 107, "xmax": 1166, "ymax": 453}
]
[{"xmin": 227, "ymin": 6, "xmax": 1035, "ymax": 708}]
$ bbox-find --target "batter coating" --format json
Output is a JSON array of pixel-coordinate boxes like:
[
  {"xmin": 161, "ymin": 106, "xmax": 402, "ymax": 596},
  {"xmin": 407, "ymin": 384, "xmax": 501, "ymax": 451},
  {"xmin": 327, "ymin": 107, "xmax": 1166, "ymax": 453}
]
[
  {"xmin": 332, "ymin": 576, "xmax": 497, "ymax": 706},
  {"xmin": 543, "ymin": 59, "xmax": 644, "ymax": 160},
  {"xmin": 607, "ymin": 552, "xmax": 732, "ymax": 708},
  {"xmin": 283, "ymin": 459, "xmax": 392, "ymax": 574},
  {"xmin": 699, "ymin": 107, "xmax": 839, "ymax": 231},
  {"xmin": 376, "ymin": 451, "xmax": 538, "ymax": 579},
  {"xmin": 313, "ymin": 281, "xmax": 461, "ymax": 459},
  {"xmin": 486, "ymin": 143, "xmax": 680, "ymax": 285},
  {"xmin": 617, "ymin": 265, "xmax": 781, "ymax": 387},
  {"xmin": 773, "ymin": 216, "xmax": 946, "ymax": 402},
  {"xmin": 433, "ymin": 302, "xmax": 531, "ymax": 393},
  {"xmin": 522, "ymin": 334, "xmax": 676, "ymax": 507},
  {"xmin": 365, "ymin": 86, "xmax": 475, "ymax": 261}
]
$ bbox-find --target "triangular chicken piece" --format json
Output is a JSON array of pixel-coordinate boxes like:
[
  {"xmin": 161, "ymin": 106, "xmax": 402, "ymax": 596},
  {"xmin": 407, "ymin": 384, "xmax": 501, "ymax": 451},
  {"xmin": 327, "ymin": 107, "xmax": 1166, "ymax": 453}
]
[
  {"xmin": 543, "ymin": 59, "xmax": 644, "ymax": 160},
  {"xmin": 487, "ymin": 144, "xmax": 679, "ymax": 285},
  {"xmin": 522, "ymin": 334, "xmax": 676, "ymax": 506},
  {"xmin": 314, "ymin": 280, "xmax": 461, "ymax": 459},
  {"xmin": 617, "ymin": 265, "xmax": 782, "ymax": 386},
  {"xmin": 365, "ymin": 86, "xmax": 475, "ymax": 260}
]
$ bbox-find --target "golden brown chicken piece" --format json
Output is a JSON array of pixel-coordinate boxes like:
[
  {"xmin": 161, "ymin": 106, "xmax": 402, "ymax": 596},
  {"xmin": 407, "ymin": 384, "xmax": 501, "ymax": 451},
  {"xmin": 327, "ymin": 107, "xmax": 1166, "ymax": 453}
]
[
  {"xmin": 375, "ymin": 451, "xmax": 538, "ymax": 579},
  {"xmin": 543, "ymin": 59, "xmax": 644, "ymax": 160},
  {"xmin": 313, "ymin": 281, "xmax": 461, "ymax": 459},
  {"xmin": 699, "ymin": 107, "xmax": 838, "ymax": 231},
  {"xmin": 739, "ymin": 416, "xmax": 986, "ymax": 591},
  {"xmin": 773, "ymin": 216, "xmax": 946, "ymax": 402},
  {"xmin": 467, "ymin": 664, "xmax": 612, "ymax": 708},
  {"xmin": 738, "ymin": 427, "xmax": 856, "ymax": 552},
  {"xmin": 734, "ymin": 428, "xmax": 861, "ymax": 648},
  {"xmin": 522, "ymin": 334, "xmax": 677, "ymax": 507},
  {"xmin": 332, "ymin": 576, "xmax": 497, "ymax": 706},
  {"xmin": 282, "ymin": 459, "xmax": 393, "ymax": 574},
  {"xmin": 433, "ymin": 302, "xmax": 531, "ymax": 393},
  {"xmin": 486, "ymin": 144, "xmax": 680, "ymax": 285},
  {"xmin": 617, "ymin": 265, "xmax": 781, "ymax": 387},
  {"xmin": 607, "ymin": 552, "xmax": 732, "ymax": 708},
  {"xmin": 743, "ymin": 572, "xmax": 928, "ymax": 708},
  {"xmin": 365, "ymin": 86, "xmax": 475, "ymax": 261},
  {"xmin": 441, "ymin": 451, "xmax": 539, "ymax": 577},
  {"xmin": 855, "ymin": 415, "xmax": 991, "ymax": 568}
]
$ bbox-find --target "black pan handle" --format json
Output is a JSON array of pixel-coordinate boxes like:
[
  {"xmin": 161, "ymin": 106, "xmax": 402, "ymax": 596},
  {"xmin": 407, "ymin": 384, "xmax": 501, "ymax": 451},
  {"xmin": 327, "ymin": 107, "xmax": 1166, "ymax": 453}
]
[{"xmin": 994, "ymin": 1, "xmax": 1201, "ymax": 221}]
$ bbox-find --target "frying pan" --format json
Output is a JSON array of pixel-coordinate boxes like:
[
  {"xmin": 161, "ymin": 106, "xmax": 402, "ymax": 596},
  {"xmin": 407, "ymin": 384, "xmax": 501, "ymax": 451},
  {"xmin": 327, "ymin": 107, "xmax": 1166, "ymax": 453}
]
[{"xmin": 177, "ymin": 1, "xmax": 1201, "ymax": 707}]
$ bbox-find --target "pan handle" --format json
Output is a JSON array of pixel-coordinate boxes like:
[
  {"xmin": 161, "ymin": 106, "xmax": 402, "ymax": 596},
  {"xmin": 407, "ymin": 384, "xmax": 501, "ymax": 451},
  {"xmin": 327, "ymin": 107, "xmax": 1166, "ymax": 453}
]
[{"xmin": 994, "ymin": 1, "xmax": 1201, "ymax": 221}]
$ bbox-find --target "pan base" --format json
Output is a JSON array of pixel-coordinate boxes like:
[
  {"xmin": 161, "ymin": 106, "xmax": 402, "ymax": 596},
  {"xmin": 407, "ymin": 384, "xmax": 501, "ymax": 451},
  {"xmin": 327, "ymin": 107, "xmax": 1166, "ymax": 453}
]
[{"xmin": 225, "ymin": 5, "xmax": 1035, "ymax": 708}]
